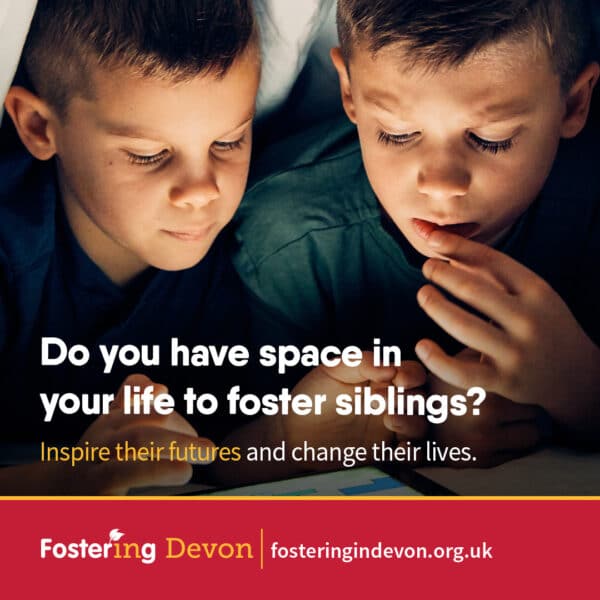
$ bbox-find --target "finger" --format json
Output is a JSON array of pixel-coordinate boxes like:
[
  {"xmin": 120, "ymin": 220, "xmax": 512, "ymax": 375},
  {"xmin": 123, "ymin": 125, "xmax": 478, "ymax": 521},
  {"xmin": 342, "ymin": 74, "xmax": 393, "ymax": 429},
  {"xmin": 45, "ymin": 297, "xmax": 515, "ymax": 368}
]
[
  {"xmin": 422, "ymin": 259, "xmax": 524, "ymax": 331},
  {"xmin": 392, "ymin": 360, "xmax": 427, "ymax": 388},
  {"xmin": 383, "ymin": 414, "xmax": 429, "ymax": 439},
  {"xmin": 425, "ymin": 230, "xmax": 540, "ymax": 295},
  {"xmin": 415, "ymin": 338, "xmax": 496, "ymax": 390},
  {"xmin": 111, "ymin": 374, "xmax": 167, "ymax": 412},
  {"xmin": 417, "ymin": 284, "xmax": 510, "ymax": 358},
  {"xmin": 321, "ymin": 350, "xmax": 397, "ymax": 384},
  {"xmin": 111, "ymin": 374, "xmax": 155, "ymax": 410}
]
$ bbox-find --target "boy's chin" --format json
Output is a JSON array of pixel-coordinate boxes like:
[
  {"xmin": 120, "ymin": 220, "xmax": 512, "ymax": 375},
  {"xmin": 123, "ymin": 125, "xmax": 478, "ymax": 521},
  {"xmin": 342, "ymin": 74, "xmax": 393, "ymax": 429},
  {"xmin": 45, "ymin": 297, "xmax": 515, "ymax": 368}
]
[
  {"xmin": 151, "ymin": 249, "xmax": 211, "ymax": 272},
  {"xmin": 149, "ymin": 228, "xmax": 222, "ymax": 272}
]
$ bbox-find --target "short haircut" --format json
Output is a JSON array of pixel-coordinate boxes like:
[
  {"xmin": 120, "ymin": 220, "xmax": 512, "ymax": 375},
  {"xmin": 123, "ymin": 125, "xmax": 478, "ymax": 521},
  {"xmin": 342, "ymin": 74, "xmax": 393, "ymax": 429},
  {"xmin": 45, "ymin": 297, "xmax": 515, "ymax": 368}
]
[
  {"xmin": 337, "ymin": 0, "xmax": 593, "ymax": 91},
  {"xmin": 23, "ymin": 0, "xmax": 257, "ymax": 118}
]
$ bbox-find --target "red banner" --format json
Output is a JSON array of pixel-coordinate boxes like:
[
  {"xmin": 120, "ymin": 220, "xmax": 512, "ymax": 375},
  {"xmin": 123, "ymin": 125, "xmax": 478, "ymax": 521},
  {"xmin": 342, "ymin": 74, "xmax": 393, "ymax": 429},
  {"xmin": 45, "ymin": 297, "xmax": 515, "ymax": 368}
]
[{"xmin": 1, "ymin": 499, "xmax": 597, "ymax": 597}]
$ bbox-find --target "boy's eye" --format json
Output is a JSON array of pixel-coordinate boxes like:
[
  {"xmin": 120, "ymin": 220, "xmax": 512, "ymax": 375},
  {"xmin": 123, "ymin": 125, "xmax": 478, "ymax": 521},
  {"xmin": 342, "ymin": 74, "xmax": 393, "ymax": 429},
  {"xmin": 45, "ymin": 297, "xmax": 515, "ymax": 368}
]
[
  {"xmin": 126, "ymin": 149, "xmax": 169, "ymax": 166},
  {"xmin": 377, "ymin": 130, "xmax": 419, "ymax": 147},
  {"xmin": 468, "ymin": 132, "xmax": 514, "ymax": 155},
  {"xmin": 212, "ymin": 136, "xmax": 246, "ymax": 152}
]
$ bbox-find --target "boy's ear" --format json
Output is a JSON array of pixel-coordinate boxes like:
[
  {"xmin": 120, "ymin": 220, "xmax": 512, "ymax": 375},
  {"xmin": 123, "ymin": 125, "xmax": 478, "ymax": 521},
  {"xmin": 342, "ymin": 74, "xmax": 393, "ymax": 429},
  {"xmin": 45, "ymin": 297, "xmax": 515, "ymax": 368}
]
[
  {"xmin": 560, "ymin": 62, "xmax": 600, "ymax": 138},
  {"xmin": 4, "ymin": 86, "xmax": 58, "ymax": 160},
  {"xmin": 330, "ymin": 47, "xmax": 357, "ymax": 124}
]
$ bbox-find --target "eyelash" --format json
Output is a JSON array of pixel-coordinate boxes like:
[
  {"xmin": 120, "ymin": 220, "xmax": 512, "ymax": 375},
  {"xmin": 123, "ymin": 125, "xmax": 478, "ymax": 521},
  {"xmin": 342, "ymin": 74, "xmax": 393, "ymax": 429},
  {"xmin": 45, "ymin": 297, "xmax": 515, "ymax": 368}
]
[
  {"xmin": 377, "ymin": 130, "xmax": 417, "ymax": 147},
  {"xmin": 376, "ymin": 130, "xmax": 514, "ymax": 155},
  {"xmin": 467, "ymin": 132, "xmax": 514, "ymax": 154},
  {"xmin": 212, "ymin": 137, "xmax": 245, "ymax": 152},
  {"xmin": 126, "ymin": 150, "xmax": 169, "ymax": 166},
  {"xmin": 126, "ymin": 136, "xmax": 246, "ymax": 167}
]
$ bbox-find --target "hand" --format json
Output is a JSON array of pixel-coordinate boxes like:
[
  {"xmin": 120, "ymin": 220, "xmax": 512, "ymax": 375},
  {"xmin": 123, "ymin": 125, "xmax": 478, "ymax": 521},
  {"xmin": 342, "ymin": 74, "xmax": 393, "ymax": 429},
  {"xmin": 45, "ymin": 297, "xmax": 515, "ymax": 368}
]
[
  {"xmin": 427, "ymin": 350, "xmax": 548, "ymax": 467},
  {"xmin": 217, "ymin": 355, "xmax": 428, "ymax": 484},
  {"xmin": 284, "ymin": 353, "xmax": 428, "ymax": 469},
  {"xmin": 73, "ymin": 374, "xmax": 214, "ymax": 494},
  {"xmin": 414, "ymin": 230, "xmax": 600, "ymax": 442}
]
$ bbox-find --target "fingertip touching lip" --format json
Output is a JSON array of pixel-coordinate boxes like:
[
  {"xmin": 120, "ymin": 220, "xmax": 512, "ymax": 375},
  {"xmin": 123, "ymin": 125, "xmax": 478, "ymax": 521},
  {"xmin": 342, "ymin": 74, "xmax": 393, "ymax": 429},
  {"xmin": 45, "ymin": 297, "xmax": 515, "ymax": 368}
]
[{"xmin": 412, "ymin": 218, "xmax": 480, "ymax": 240}]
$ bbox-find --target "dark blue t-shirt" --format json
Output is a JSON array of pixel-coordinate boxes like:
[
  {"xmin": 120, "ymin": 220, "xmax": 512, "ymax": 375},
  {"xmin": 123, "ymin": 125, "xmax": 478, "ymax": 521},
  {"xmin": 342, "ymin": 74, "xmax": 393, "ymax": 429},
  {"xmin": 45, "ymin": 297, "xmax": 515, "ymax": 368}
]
[{"xmin": 0, "ymin": 149, "xmax": 251, "ymax": 445}]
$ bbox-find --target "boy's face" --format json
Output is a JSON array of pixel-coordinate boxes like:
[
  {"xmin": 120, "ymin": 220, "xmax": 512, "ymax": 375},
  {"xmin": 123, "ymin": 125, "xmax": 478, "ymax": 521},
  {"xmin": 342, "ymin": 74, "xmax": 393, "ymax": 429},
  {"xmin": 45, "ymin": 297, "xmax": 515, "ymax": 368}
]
[
  {"xmin": 53, "ymin": 48, "xmax": 259, "ymax": 284},
  {"xmin": 333, "ymin": 37, "xmax": 574, "ymax": 257}
]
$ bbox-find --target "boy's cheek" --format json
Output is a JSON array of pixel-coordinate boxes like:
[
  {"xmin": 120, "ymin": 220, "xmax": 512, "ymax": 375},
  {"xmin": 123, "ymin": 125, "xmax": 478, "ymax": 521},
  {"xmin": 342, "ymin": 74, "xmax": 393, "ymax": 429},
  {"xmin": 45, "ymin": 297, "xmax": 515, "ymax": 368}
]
[{"xmin": 362, "ymin": 158, "xmax": 405, "ymax": 204}]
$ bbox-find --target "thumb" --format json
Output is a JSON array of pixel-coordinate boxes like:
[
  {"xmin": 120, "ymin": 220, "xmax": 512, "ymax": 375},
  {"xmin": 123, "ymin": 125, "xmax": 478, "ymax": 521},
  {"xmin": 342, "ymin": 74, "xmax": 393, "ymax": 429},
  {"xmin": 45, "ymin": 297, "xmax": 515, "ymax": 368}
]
[
  {"xmin": 321, "ymin": 350, "xmax": 397, "ymax": 384},
  {"xmin": 112, "ymin": 373, "xmax": 161, "ymax": 411}
]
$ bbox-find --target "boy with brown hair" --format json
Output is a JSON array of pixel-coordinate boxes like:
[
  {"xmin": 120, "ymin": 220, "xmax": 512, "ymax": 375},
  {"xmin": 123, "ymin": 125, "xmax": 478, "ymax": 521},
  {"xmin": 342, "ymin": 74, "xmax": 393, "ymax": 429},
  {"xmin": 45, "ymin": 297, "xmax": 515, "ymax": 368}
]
[
  {"xmin": 0, "ymin": 0, "xmax": 260, "ymax": 493},
  {"xmin": 234, "ymin": 0, "xmax": 600, "ymax": 467}
]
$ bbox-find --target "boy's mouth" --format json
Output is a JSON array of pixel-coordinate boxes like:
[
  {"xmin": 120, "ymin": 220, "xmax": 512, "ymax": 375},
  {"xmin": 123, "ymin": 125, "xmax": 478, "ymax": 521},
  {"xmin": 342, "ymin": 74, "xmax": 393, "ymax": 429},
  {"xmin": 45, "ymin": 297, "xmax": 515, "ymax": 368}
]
[
  {"xmin": 412, "ymin": 218, "xmax": 480, "ymax": 240},
  {"xmin": 162, "ymin": 225, "xmax": 215, "ymax": 242}
]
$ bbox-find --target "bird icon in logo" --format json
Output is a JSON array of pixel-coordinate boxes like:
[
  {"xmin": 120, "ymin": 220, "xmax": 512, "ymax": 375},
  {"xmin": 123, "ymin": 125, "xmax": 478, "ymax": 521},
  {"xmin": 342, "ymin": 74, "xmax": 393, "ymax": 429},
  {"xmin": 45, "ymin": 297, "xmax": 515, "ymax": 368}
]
[{"xmin": 109, "ymin": 529, "xmax": 125, "ymax": 542}]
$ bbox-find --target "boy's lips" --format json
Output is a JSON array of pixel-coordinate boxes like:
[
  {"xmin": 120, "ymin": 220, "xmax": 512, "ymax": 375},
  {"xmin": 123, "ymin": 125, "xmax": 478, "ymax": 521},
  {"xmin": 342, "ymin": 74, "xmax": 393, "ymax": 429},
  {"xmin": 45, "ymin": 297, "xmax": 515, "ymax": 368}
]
[
  {"xmin": 162, "ymin": 224, "xmax": 215, "ymax": 242},
  {"xmin": 412, "ymin": 218, "xmax": 480, "ymax": 240}
]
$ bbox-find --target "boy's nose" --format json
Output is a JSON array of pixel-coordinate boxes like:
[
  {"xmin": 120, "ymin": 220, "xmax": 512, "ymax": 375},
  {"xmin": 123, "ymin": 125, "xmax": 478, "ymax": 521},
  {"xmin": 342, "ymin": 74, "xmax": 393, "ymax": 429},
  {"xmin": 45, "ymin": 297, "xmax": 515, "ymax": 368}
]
[
  {"xmin": 416, "ymin": 162, "xmax": 471, "ymax": 204},
  {"xmin": 170, "ymin": 174, "xmax": 219, "ymax": 209}
]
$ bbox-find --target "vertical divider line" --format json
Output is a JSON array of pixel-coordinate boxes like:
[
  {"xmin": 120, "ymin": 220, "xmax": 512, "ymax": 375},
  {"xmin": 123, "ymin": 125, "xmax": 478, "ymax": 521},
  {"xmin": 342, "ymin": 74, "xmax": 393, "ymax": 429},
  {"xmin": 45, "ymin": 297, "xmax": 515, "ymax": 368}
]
[{"xmin": 260, "ymin": 527, "xmax": 264, "ymax": 570}]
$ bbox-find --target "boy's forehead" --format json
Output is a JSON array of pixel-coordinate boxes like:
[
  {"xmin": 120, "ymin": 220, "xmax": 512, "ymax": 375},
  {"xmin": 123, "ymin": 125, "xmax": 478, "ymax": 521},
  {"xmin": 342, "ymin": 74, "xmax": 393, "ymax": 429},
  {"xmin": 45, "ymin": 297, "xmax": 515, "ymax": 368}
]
[
  {"xmin": 349, "ymin": 35, "xmax": 559, "ymax": 118},
  {"xmin": 350, "ymin": 27, "xmax": 551, "ymax": 74},
  {"xmin": 68, "ymin": 51, "xmax": 259, "ymax": 135},
  {"xmin": 88, "ymin": 46, "xmax": 260, "ymax": 100}
]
